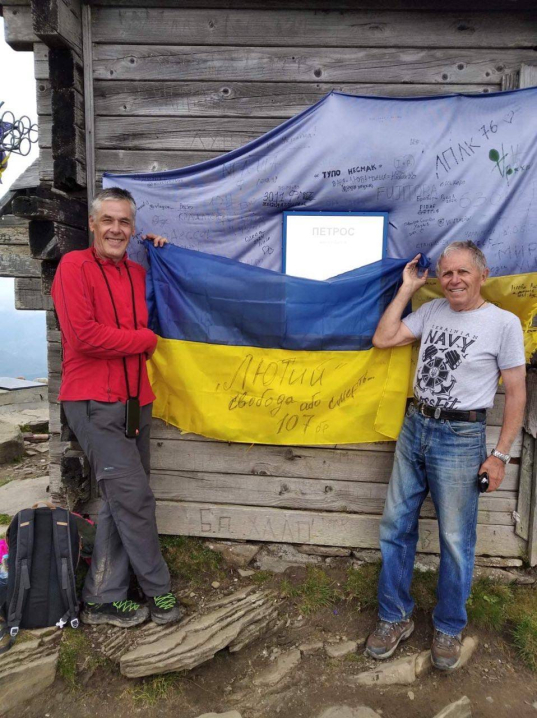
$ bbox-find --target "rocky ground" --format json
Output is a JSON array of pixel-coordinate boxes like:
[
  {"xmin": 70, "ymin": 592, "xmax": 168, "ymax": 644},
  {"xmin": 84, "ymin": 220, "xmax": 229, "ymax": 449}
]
[{"xmin": 2, "ymin": 443, "xmax": 537, "ymax": 718}]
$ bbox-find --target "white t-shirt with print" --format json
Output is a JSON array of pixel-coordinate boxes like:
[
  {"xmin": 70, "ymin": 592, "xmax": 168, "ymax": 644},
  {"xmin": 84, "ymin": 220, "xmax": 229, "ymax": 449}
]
[{"xmin": 402, "ymin": 299, "xmax": 525, "ymax": 410}]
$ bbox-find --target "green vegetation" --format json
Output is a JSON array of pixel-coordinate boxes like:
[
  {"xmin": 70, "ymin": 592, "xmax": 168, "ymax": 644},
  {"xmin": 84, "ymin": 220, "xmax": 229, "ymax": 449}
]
[
  {"xmin": 250, "ymin": 570, "xmax": 272, "ymax": 585},
  {"xmin": 344, "ymin": 563, "xmax": 380, "ymax": 609},
  {"xmin": 0, "ymin": 513, "xmax": 12, "ymax": 524},
  {"xmin": 280, "ymin": 567, "xmax": 340, "ymax": 614},
  {"xmin": 58, "ymin": 629, "xmax": 111, "ymax": 688},
  {"xmin": 130, "ymin": 673, "xmax": 183, "ymax": 707},
  {"xmin": 160, "ymin": 535, "xmax": 223, "ymax": 584}
]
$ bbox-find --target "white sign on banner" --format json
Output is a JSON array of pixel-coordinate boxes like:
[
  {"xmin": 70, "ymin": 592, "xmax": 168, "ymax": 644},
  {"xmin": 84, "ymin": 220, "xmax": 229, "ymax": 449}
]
[{"xmin": 282, "ymin": 212, "xmax": 388, "ymax": 280}]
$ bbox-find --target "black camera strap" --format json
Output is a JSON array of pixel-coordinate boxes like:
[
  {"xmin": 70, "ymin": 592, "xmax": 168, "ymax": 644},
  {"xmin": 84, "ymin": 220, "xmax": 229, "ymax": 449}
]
[{"xmin": 95, "ymin": 259, "xmax": 142, "ymax": 404}]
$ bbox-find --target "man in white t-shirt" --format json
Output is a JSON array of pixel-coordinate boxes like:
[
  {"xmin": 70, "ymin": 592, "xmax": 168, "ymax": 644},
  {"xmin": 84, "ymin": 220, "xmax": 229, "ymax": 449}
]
[{"xmin": 365, "ymin": 240, "xmax": 526, "ymax": 670}]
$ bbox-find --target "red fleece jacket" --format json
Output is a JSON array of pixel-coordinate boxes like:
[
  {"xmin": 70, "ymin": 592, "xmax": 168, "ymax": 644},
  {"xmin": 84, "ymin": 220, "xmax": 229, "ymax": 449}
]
[{"xmin": 51, "ymin": 247, "xmax": 157, "ymax": 405}]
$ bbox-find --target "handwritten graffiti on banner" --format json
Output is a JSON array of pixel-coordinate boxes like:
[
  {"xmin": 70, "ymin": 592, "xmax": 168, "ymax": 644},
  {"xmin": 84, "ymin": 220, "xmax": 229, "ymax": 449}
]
[{"xmin": 148, "ymin": 340, "xmax": 411, "ymax": 445}]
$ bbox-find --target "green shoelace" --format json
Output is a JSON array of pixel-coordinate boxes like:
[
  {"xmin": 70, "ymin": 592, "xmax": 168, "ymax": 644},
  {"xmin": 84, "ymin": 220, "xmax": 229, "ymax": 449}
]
[
  {"xmin": 112, "ymin": 600, "xmax": 141, "ymax": 613},
  {"xmin": 153, "ymin": 593, "xmax": 176, "ymax": 610}
]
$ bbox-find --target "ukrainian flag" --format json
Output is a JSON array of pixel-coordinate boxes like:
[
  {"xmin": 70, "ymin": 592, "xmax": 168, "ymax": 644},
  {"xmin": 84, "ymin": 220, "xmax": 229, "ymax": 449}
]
[{"xmin": 146, "ymin": 244, "xmax": 428, "ymax": 445}]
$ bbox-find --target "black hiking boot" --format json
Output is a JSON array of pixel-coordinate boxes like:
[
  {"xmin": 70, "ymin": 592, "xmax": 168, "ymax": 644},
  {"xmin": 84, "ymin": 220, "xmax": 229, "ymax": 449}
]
[
  {"xmin": 81, "ymin": 600, "xmax": 149, "ymax": 628},
  {"xmin": 148, "ymin": 593, "xmax": 184, "ymax": 625}
]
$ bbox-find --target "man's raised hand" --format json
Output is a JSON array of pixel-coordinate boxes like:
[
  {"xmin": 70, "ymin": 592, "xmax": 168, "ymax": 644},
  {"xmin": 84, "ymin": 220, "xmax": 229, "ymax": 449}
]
[
  {"xmin": 402, "ymin": 254, "xmax": 429, "ymax": 294},
  {"xmin": 143, "ymin": 233, "xmax": 168, "ymax": 248}
]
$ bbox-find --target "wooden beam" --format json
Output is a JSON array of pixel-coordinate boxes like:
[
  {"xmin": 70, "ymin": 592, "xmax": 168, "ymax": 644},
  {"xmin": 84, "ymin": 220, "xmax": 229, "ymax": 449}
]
[
  {"xmin": 12, "ymin": 188, "xmax": 87, "ymax": 228},
  {"xmin": 515, "ymin": 431, "xmax": 534, "ymax": 540},
  {"xmin": 148, "ymin": 470, "xmax": 516, "ymax": 523},
  {"xmin": 47, "ymin": 47, "xmax": 86, "ymax": 190},
  {"xmin": 0, "ymin": 244, "xmax": 41, "ymax": 278},
  {"xmin": 14, "ymin": 277, "xmax": 53, "ymax": 310},
  {"xmin": 147, "ymin": 430, "xmax": 520, "ymax": 492},
  {"xmin": 91, "ymin": 8, "xmax": 537, "ymax": 49},
  {"xmin": 92, "ymin": 45, "xmax": 535, "ymax": 85},
  {"xmin": 93, "ymin": 81, "xmax": 496, "ymax": 119},
  {"xmin": 31, "ymin": 0, "xmax": 82, "ymax": 56},
  {"xmin": 0, "ymin": 216, "xmax": 30, "ymax": 245},
  {"xmin": 29, "ymin": 220, "xmax": 88, "ymax": 259},
  {"xmin": 152, "ymin": 501, "xmax": 526, "ymax": 557},
  {"xmin": 85, "ymin": 0, "xmax": 537, "ymax": 10},
  {"xmin": 2, "ymin": 6, "xmax": 36, "ymax": 50},
  {"xmin": 82, "ymin": 2, "xmax": 96, "ymax": 205}
]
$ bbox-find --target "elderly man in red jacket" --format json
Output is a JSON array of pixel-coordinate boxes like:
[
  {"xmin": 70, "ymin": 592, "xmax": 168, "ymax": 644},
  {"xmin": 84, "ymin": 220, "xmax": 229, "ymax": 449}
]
[{"xmin": 51, "ymin": 187, "xmax": 181, "ymax": 628}]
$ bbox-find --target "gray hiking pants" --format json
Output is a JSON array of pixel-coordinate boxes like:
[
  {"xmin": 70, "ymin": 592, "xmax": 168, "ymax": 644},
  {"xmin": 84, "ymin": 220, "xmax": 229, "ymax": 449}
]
[{"xmin": 63, "ymin": 400, "xmax": 170, "ymax": 603}]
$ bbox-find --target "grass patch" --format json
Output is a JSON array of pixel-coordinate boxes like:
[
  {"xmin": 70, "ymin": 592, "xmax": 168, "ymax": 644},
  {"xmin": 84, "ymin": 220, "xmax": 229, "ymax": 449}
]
[
  {"xmin": 250, "ymin": 570, "xmax": 272, "ymax": 585},
  {"xmin": 467, "ymin": 579, "xmax": 513, "ymax": 631},
  {"xmin": 0, "ymin": 513, "xmax": 12, "ymax": 525},
  {"xmin": 160, "ymin": 535, "xmax": 223, "ymax": 584},
  {"xmin": 411, "ymin": 570, "xmax": 438, "ymax": 612},
  {"xmin": 344, "ymin": 563, "xmax": 380, "ymax": 610},
  {"xmin": 280, "ymin": 567, "xmax": 340, "ymax": 615},
  {"xmin": 512, "ymin": 614, "xmax": 537, "ymax": 671},
  {"xmin": 58, "ymin": 629, "xmax": 111, "ymax": 688},
  {"xmin": 131, "ymin": 673, "xmax": 182, "ymax": 707}
]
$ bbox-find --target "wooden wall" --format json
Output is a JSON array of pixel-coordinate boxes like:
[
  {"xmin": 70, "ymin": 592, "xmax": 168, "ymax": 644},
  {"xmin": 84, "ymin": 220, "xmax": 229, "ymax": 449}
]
[
  {"xmin": 82, "ymin": 2, "xmax": 534, "ymax": 556},
  {"xmin": 2, "ymin": 1, "xmax": 535, "ymax": 556}
]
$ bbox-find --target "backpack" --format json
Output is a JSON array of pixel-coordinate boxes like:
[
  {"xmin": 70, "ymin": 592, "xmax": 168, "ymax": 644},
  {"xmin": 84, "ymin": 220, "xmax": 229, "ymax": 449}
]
[{"xmin": 4, "ymin": 502, "xmax": 81, "ymax": 641}]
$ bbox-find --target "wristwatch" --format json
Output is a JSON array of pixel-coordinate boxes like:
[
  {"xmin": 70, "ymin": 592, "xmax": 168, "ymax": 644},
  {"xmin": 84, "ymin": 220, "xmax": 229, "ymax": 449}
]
[{"xmin": 490, "ymin": 448, "xmax": 511, "ymax": 465}]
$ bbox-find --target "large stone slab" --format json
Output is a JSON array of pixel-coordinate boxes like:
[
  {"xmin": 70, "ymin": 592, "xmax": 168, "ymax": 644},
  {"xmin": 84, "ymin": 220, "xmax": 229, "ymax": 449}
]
[
  {"xmin": 0, "ymin": 421, "xmax": 23, "ymax": 464},
  {"xmin": 432, "ymin": 696, "xmax": 472, "ymax": 718},
  {"xmin": 119, "ymin": 586, "xmax": 281, "ymax": 678},
  {"xmin": 206, "ymin": 541, "xmax": 261, "ymax": 568},
  {"xmin": 252, "ymin": 648, "xmax": 301, "ymax": 687},
  {"xmin": 0, "ymin": 405, "xmax": 49, "ymax": 433},
  {"xmin": 0, "ymin": 476, "xmax": 50, "ymax": 516},
  {"xmin": 317, "ymin": 708, "xmax": 382, "ymax": 718},
  {"xmin": 0, "ymin": 628, "xmax": 60, "ymax": 715},
  {"xmin": 350, "ymin": 654, "xmax": 417, "ymax": 686}
]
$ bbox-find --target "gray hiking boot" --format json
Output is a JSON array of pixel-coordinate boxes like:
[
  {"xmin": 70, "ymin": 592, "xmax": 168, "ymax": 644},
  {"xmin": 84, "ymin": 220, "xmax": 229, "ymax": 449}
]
[
  {"xmin": 148, "ymin": 593, "xmax": 184, "ymax": 625},
  {"xmin": 365, "ymin": 618, "xmax": 415, "ymax": 660},
  {"xmin": 81, "ymin": 600, "xmax": 149, "ymax": 628},
  {"xmin": 431, "ymin": 629, "xmax": 463, "ymax": 671}
]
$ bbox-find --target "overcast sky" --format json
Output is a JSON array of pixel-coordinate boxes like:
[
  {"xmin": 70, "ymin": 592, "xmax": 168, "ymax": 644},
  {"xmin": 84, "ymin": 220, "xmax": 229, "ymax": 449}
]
[{"xmin": 1, "ymin": 16, "xmax": 39, "ymax": 312}]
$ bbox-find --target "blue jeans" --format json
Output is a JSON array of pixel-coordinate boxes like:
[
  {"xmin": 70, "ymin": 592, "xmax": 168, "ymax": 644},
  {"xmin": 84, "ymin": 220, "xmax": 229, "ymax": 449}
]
[{"xmin": 378, "ymin": 405, "xmax": 487, "ymax": 635}]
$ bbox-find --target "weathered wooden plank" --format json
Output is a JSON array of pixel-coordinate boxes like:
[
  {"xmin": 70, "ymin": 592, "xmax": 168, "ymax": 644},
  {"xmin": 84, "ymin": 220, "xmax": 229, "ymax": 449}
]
[
  {"xmin": 529, "ymin": 437, "xmax": 537, "ymax": 566},
  {"xmin": 151, "ymin": 439, "xmax": 397, "ymax": 483},
  {"xmin": 152, "ymin": 419, "xmax": 522, "ymax": 458},
  {"xmin": 96, "ymin": 149, "xmax": 221, "ymax": 176},
  {"xmin": 38, "ymin": 114, "xmax": 85, "ymax": 151},
  {"xmin": 86, "ymin": 0, "xmax": 537, "ymax": 10},
  {"xmin": 96, "ymin": 117, "xmax": 282, "ymax": 151},
  {"xmin": 12, "ymin": 189, "xmax": 87, "ymax": 229},
  {"xmin": 148, "ymin": 435, "xmax": 520, "ymax": 491},
  {"xmin": 149, "ymin": 470, "xmax": 517, "ymax": 522},
  {"xmin": 487, "ymin": 392, "xmax": 505, "ymax": 427},
  {"xmin": 519, "ymin": 63, "xmax": 537, "ymax": 89},
  {"xmin": 29, "ymin": 220, "xmax": 88, "ymax": 260},
  {"xmin": 0, "ymin": 217, "xmax": 30, "ymax": 245},
  {"xmin": 91, "ymin": 9, "xmax": 537, "ymax": 49},
  {"xmin": 82, "ymin": 2, "xmax": 96, "ymax": 205},
  {"xmin": 38, "ymin": 149, "xmax": 54, "ymax": 183},
  {"xmin": 153, "ymin": 501, "xmax": 526, "ymax": 556},
  {"xmin": 516, "ymin": 431, "xmax": 535, "ymax": 540},
  {"xmin": 2, "ymin": 6, "xmax": 36, "ymax": 49},
  {"xmin": 14, "ymin": 277, "xmax": 53, "ymax": 310},
  {"xmin": 92, "ymin": 45, "xmax": 534, "ymax": 84},
  {"xmin": 32, "ymin": 0, "xmax": 82, "ymax": 56},
  {"xmin": 0, "ymin": 244, "xmax": 41, "ymax": 278},
  {"xmin": 93, "ymin": 81, "xmax": 496, "ymax": 118},
  {"xmin": 48, "ymin": 47, "xmax": 86, "ymax": 190}
]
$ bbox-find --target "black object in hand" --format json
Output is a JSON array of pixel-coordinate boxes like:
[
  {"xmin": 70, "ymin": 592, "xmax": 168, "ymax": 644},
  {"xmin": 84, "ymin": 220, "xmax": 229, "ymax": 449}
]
[{"xmin": 477, "ymin": 472, "xmax": 489, "ymax": 493}]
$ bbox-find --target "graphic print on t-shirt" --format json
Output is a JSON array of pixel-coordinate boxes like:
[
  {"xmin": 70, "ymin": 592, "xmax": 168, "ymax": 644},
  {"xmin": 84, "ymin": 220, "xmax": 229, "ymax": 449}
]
[{"xmin": 416, "ymin": 324, "xmax": 477, "ymax": 408}]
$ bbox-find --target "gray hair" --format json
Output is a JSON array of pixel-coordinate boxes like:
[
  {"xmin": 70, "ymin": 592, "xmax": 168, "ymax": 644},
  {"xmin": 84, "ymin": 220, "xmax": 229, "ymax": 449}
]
[
  {"xmin": 436, "ymin": 240, "xmax": 488, "ymax": 275},
  {"xmin": 90, "ymin": 187, "xmax": 136, "ymax": 220}
]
